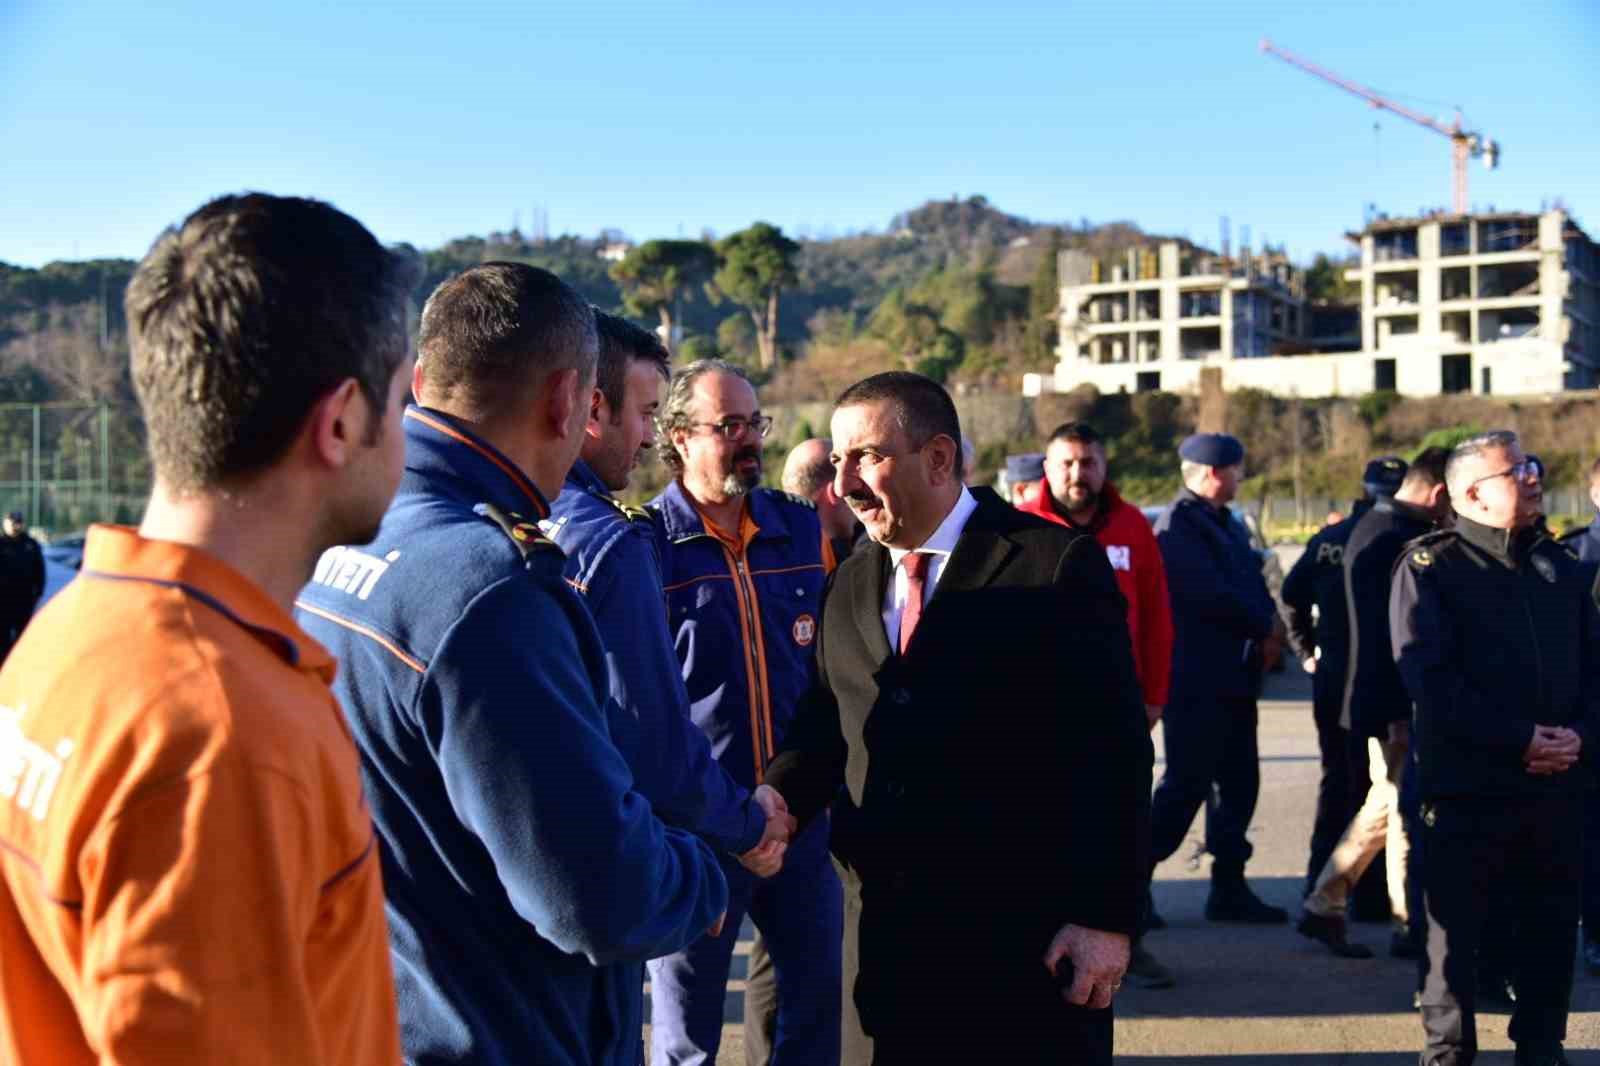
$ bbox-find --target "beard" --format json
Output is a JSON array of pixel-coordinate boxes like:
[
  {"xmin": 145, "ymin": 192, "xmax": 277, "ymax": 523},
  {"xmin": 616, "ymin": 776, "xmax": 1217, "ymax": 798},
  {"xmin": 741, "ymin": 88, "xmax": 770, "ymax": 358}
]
[
  {"xmin": 720, "ymin": 446, "xmax": 762, "ymax": 496},
  {"xmin": 1056, "ymin": 482, "xmax": 1099, "ymax": 514}
]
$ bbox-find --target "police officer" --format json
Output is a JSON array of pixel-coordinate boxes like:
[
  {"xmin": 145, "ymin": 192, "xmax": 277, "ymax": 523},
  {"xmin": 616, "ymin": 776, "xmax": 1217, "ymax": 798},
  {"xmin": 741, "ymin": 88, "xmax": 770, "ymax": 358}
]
[
  {"xmin": 0, "ymin": 511, "xmax": 44, "ymax": 660},
  {"xmin": 1280, "ymin": 460, "xmax": 1398, "ymax": 899},
  {"xmin": 297, "ymin": 264, "xmax": 728, "ymax": 1066},
  {"xmin": 1558, "ymin": 455, "xmax": 1600, "ymax": 976},
  {"xmin": 1298, "ymin": 449, "xmax": 1450, "ymax": 959},
  {"xmin": 648, "ymin": 359, "xmax": 842, "ymax": 1066},
  {"xmin": 1150, "ymin": 433, "xmax": 1286, "ymax": 923},
  {"xmin": 1392, "ymin": 430, "xmax": 1596, "ymax": 1066}
]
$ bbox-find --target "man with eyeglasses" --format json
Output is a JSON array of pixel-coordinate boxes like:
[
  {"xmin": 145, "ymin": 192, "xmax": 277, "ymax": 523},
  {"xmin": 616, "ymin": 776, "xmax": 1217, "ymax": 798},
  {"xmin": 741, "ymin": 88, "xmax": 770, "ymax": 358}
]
[
  {"xmin": 647, "ymin": 359, "xmax": 843, "ymax": 1066},
  {"xmin": 1392, "ymin": 430, "xmax": 1597, "ymax": 1066}
]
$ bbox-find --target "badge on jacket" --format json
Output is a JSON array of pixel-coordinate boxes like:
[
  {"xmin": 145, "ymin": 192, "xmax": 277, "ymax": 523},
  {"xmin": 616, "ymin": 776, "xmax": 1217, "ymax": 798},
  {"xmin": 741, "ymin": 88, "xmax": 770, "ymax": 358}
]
[{"xmin": 1105, "ymin": 545, "xmax": 1131, "ymax": 572}]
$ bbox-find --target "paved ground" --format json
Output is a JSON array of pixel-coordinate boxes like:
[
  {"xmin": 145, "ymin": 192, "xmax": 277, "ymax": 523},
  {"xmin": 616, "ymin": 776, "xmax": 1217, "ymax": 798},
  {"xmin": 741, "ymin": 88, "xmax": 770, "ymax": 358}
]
[{"xmin": 650, "ymin": 658, "xmax": 1600, "ymax": 1063}]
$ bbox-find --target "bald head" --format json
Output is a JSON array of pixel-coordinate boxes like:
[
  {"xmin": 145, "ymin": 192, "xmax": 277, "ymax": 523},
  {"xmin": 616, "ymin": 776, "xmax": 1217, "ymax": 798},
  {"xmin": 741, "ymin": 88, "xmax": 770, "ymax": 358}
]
[{"xmin": 782, "ymin": 438, "xmax": 835, "ymax": 499}]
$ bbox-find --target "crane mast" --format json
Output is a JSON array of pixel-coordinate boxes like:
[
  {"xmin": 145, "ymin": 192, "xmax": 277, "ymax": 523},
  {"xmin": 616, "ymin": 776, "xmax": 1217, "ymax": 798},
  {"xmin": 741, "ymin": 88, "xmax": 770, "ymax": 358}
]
[{"xmin": 1260, "ymin": 38, "xmax": 1499, "ymax": 214}]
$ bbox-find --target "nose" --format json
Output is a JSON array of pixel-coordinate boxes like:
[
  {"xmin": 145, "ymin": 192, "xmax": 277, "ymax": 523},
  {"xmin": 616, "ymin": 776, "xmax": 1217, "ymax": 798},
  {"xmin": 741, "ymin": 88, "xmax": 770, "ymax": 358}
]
[{"xmin": 835, "ymin": 461, "xmax": 862, "ymax": 499}]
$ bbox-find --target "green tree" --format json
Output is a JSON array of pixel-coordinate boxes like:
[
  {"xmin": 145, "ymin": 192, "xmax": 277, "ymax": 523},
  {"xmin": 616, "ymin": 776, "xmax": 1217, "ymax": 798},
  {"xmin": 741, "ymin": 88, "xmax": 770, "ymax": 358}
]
[
  {"xmin": 713, "ymin": 222, "xmax": 799, "ymax": 369},
  {"xmin": 609, "ymin": 240, "xmax": 717, "ymax": 354},
  {"xmin": 1026, "ymin": 230, "xmax": 1062, "ymax": 364}
]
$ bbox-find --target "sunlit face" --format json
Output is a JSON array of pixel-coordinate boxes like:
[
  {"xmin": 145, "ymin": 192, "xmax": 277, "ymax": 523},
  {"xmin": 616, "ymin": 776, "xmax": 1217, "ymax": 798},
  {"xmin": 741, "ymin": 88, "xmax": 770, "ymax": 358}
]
[
  {"xmin": 337, "ymin": 354, "xmax": 415, "ymax": 546},
  {"xmin": 589, "ymin": 360, "xmax": 665, "ymax": 492},
  {"xmin": 1044, "ymin": 438, "xmax": 1106, "ymax": 515},
  {"xmin": 673, "ymin": 371, "xmax": 763, "ymax": 501},
  {"xmin": 1459, "ymin": 444, "xmax": 1540, "ymax": 530},
  {"xmin": 830, "ymin": 401, "xmax": 954, "ymax": 550}
]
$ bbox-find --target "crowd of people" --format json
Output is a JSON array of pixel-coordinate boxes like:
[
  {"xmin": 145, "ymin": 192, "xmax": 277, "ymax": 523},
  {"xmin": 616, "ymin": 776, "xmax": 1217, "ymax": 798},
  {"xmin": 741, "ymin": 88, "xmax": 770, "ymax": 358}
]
[{"xmin": 0, "ymin": 190, "xmax": 1592, "ymax": 1066}]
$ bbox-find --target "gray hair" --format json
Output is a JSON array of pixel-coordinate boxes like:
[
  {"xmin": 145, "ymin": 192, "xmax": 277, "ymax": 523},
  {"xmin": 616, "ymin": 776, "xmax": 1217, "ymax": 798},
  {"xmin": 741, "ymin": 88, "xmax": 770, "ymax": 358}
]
[
  {"xmin": 1180, "ymin": 459, "xmax": 1209, "ymax": 489},
  {"xmin": 1444, "ymin": 430, "xmax": 1520, "ymax": 499},
  {"xmin": 659, "ymin": 358, "xmax": 754, "ymax": 477}
]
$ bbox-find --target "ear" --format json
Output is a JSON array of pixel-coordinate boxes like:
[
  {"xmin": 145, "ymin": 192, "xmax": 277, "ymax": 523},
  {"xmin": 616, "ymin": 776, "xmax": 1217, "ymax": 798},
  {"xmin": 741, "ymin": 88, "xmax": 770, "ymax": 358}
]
[
  {"xmin": 547, "ymin": 367, "xmax": 583, "ymax": 441},
  {"xmin": 586, "ymin": 386, "xmax": 606, "ymax": 442},
  {"xmin": 308, "ymin": 378, "xmax": 368, "ymax": 470},
  {"xmin": 411, "ymin": 361, "xmax": 426, "ymax": 405},
  {"xmin": 923, "ymin": 434, "xmax": 958, "ymax": 484}
]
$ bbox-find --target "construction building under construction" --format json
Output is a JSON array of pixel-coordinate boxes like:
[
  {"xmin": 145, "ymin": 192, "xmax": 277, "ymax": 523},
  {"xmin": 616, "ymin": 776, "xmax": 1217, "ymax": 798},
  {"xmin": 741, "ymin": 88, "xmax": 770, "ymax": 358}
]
[{"xmin": 1024, "ymin": 207, "xmax": 1599, "ymax": 399}]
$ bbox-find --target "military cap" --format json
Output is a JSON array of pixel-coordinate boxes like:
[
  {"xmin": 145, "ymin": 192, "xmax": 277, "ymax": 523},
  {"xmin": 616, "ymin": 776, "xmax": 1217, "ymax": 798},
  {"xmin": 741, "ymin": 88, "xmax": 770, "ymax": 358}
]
[
  {"xmin": 1362, "ymin": 456, "xmax": 1408, "ymax": 498},
  {"xmin": 1005, "ymin": 453, "xmax": 1045, "ymax": 482},
  {"xmin": 1178, "ymin": 433, "xmax": 1244, "ymax": 468}
]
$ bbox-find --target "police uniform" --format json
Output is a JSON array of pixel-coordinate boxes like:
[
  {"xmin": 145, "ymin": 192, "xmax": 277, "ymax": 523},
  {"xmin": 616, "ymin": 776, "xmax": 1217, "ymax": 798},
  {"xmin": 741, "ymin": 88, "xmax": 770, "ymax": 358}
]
[
  {"xmin": 1151, "ymin": 434, "xmax": 1283, "ymax": 919},
  {"xmin": 295, "ymin": 407, "xmax": 728, "ymax": 1066},
  {"xmin": 646, "ymin": 481, "xmax": 842, "ymax": 1066},
  {"xmin": 1391, "ymin": 516, "xmax": 1599, "ymax": 1065},
  {"xmin": 1559, "ymin": 518, "xmax": 1600, "ymax": 973},
  {"xmin": 1281, "ymin": 501, "xmax": 1370, "ymax": 890}
]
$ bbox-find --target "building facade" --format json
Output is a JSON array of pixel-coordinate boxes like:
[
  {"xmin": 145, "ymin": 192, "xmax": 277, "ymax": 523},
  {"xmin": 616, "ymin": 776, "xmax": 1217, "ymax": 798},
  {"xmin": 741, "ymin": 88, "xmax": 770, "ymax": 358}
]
[{"xmin": 1026, "ymin": 209, "xmax": 1598, "ymax": 399}]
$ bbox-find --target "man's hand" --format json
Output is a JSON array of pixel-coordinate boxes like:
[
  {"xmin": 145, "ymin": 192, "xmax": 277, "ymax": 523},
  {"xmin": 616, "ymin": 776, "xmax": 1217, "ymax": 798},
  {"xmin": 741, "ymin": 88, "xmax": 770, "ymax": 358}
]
[
  {"xmin": 1525, "ymin": 725, "xmax": 1581, "ymax": 775},
  {"xmin": 1302, "ymin": 656, "xmax": 1317, "ymax": 675},
  {"xmin": 1144, "ymin": 704, "xmax": 1163, "ymax": 731},
  {"xmin": 737, "ymin": 785, "xmax": 797, "ymax": 878},
  {"xmin": 1386, "ymin": 720, "xmax": 1410, "ymax": 748},
  {"xmin": 1042, "ymin": 924, "xmax": 1129, "ymax": 1010}
]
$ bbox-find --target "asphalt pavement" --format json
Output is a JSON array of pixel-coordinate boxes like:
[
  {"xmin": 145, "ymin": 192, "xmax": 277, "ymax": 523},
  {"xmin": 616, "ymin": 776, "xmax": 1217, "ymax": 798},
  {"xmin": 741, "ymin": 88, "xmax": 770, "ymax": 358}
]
[{"xmin": 670, "ymin": 659, "xmax": 1599, "ymax": 1064}]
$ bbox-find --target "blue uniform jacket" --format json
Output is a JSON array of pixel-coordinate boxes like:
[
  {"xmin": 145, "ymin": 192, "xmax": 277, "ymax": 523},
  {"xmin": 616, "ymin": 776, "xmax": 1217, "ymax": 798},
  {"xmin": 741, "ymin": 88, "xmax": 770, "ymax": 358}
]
[
  {"xmin": 649, "ymin": 482, "xmax": 828, "ymax": 792},
  {"xmin": 543, "ymin": 459, "xmax": 766, "ymax": 854},
  {"xmin": 295, "ymin": 407, "xmax": 727, "ymax": 1066},
  {"xmin": 1155, "ymin": 489, "xmax": 1277, "ymax": 703}
]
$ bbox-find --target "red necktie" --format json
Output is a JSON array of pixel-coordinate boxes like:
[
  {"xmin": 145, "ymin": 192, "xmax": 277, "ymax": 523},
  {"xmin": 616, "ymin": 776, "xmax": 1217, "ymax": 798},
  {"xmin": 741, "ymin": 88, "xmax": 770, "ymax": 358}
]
[{"xmin": 899, "ymin": 551, "xmax": 930, "ymax": 655}]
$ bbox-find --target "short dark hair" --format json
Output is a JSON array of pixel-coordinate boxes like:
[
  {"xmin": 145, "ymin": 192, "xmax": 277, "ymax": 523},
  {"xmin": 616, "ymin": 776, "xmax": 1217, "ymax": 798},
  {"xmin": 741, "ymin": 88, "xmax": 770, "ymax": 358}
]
[
  {"xmin": 835, "ymin": 371, "xmax": 964, "ymax": 478},
  {"xmin": 417, "ymin": 262, "xmax": 597, "ymax": 416},
  {"xmin": 125, "ymin": 193, "xmax": 410, "ymax": 492},
  {"xmin": 1403, "ymin": 446, "xmax": 1450, "ymax": 490},
  {"xmin": 1047, "ymin": 421, "xmax": 1103, "ymax": 449},
  {"xmin": 595, "ymin": 311, "xmax": 670, "ymax": 415}
]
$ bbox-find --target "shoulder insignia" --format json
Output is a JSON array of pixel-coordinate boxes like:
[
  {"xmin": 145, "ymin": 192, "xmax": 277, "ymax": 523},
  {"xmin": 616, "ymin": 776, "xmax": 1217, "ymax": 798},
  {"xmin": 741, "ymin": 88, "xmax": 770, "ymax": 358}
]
[
  {"xmin": 479, "ymin": 502, "xmax": 565, "ymax": 561},
  {"xmin": 1409, "ymin": 548, "xmax": 1433, "ymax": 569},
  {"xmin": 603, "ymin": 494, "xmax": 655, "ymax": 525}
]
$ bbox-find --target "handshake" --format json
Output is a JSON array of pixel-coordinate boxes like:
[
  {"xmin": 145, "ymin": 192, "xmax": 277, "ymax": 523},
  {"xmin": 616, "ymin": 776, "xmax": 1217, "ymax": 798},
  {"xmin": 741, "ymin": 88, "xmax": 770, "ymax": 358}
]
[
  {"xmin": 737, "ymin": 784, "xmax": 798, "ymax": 878},
  {"xmin": 1524, "ymin": 724, "xmax": 1583, "ymax": 776}
]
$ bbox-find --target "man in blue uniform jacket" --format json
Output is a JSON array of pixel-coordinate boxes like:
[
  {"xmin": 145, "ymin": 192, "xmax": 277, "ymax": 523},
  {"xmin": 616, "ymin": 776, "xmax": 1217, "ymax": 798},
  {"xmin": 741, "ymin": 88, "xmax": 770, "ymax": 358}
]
[
  {"xmin": 1150, "ymin": 433, "xmax": 1287, "ymax": 924},
  {"xmin": 647, "ymin": 359, "xmax": 843, "ymax": 1066},
  {"xmin": 296, "ymin": 264, "xmax": 727, "ymax": 1066}
]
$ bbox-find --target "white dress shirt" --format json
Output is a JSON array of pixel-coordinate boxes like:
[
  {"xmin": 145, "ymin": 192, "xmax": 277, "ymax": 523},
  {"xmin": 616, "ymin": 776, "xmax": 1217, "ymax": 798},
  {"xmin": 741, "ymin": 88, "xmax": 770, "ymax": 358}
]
[{"xmin": 882, "ymin": 486, "xmax": 978, "ymax": 651}]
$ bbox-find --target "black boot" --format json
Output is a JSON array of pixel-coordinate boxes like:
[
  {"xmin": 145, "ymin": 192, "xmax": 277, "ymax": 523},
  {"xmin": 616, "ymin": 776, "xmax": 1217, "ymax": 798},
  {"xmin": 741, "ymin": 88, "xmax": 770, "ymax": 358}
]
[{"xmin": 1205, "ymin": 871, "xmax": 1288, "ymax": 923}]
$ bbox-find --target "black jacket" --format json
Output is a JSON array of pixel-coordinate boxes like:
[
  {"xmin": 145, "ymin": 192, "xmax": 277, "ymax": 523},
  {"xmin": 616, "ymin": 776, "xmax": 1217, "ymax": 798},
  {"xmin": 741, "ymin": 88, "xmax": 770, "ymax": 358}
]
[
  {"xmin": 0, "ymin": 533, "xmax": 44, "ymax": 625},
  {"xmin": 1281, "ymin": 503, "xmax": 1370, "ymax": 717},
  {"xmin": 1391, "ymin": 516, "xmax": 1600, "ymax": 800},
  {"xmin": 766, "ymin": 490, "xmax": 1152, "ymax": 1033},
  {"xmin": 1342, "ymin": 498, "xmax": 1437, "ymax": 737}
]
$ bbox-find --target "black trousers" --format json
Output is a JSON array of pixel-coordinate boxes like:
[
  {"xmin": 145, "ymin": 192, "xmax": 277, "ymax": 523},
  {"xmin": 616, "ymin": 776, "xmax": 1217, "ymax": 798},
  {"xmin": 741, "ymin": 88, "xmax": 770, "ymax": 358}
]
[
  {"xmin": 1150, "ymin": 693, "xmax": 1259, "ymax": 874},
  {"xmin": 1585, "ymin": 784, "xmax": 1600, "ymax": 947},
  {"xmin": 1418, "ymin": 792, "xmax": 1583, "ymax": 1065},
  {"xmin": 1305, "ymin": 697, "xmax": 1356, "ymax": 894}
]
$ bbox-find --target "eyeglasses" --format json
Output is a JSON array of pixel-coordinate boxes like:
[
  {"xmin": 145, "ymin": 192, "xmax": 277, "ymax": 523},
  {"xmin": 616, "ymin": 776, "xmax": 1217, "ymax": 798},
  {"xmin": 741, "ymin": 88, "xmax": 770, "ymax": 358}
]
[
  {"xmin": 1468, "ymin": 459, "xmax": 1536, "ymax": 490},
  {"xmin": 688, "ymin": 415, "xmax": 773, "ymax": 441}
]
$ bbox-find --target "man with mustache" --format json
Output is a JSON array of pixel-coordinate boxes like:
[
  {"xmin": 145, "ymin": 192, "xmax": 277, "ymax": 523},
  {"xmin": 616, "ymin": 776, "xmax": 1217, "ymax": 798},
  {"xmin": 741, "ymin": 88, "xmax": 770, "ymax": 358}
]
[
  {"xmin": 766, "ymin": 371, "xmax": 1151, "ymax": 1064},
  {"xmin": 648, "ymin": 360, "xmax": 842, "ymax": 1066},
  {"xmin": 1018, "ymin": 420, "xmax": 1175, "ymax": 989}
]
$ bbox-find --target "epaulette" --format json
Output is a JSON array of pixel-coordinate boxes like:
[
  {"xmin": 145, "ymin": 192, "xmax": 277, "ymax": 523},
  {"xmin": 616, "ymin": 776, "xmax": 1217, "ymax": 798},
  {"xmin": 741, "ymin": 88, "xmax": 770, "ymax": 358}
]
[
  {"xmin": 478, "ymin": 502, "xmax": 565, "ymax": 561},
  {"xmin": 762, "ymin": 487, "xmax": 816, "ymax": 511},
  {"xmin": 1557, "ymin": 524, "xmax": 1588, "ymax": 544},
  {"xmin": 601, "ymin": 493, "xmax": 655, "ymax": 526},
  {"xmin": 1404, "ymin": 528, "xmax": 1454, "ymax": 571}
]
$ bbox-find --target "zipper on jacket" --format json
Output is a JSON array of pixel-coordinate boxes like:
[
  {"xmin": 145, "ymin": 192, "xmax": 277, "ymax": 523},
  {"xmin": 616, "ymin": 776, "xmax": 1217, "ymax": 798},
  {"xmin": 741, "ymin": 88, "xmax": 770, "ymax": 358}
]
[
  {"xmin": 724, "ymin": 546, "xmax": 772, "ymax": 782},
  {"xmin": 1518, "ymin": 580, "xmax": 1546, "ymax": 713}
]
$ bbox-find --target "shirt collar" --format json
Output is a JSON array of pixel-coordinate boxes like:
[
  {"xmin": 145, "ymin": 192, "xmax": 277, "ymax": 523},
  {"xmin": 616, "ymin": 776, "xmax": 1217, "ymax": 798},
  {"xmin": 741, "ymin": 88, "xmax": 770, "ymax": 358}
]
[
  {"xmin": 402, "ymin": 405, "xmax": 549, "ymax": 520},
  {"xmin": 80, "ymin": 525, "xmax": 335, "ymax": 679},
  {"xmin": 888, "ymin": 486, "xmax": 977, "ymax": 568}
]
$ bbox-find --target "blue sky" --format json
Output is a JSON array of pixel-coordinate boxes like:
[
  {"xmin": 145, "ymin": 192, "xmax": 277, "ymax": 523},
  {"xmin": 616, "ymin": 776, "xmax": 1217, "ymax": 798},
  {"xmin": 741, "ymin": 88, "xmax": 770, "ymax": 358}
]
[{"xmin": 3, "ymin": 0, "xmax": 1596, "ymax": 268}]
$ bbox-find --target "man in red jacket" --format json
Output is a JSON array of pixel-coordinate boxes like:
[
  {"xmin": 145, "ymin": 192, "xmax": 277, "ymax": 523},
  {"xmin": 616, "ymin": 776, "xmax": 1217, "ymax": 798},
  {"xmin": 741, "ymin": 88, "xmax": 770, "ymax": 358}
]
[{"xmin": 1020, "ymin": 420, "xmax": 1176, "ymax": 989}]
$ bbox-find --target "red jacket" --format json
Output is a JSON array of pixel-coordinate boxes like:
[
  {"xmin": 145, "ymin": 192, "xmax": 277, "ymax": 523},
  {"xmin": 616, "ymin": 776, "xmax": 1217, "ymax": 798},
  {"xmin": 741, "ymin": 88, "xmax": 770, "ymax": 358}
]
[{"xmin": 1019, "ymin": 482, "xmax": 1173, "ymax": 707}]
